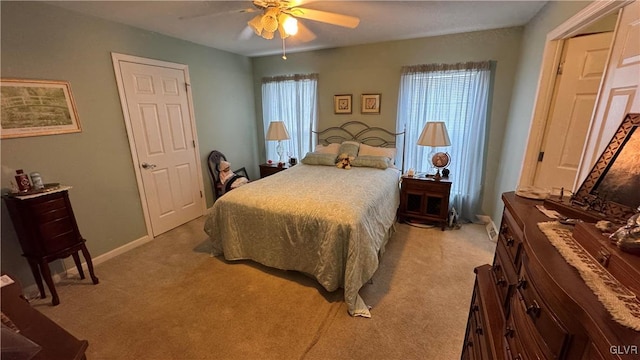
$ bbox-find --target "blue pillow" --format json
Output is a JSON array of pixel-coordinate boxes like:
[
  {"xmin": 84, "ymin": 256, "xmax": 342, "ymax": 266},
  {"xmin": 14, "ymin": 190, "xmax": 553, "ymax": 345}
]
[
  {"xmin": 301, "ymin": 152, "xmax": 337, "ymax": 166},
  {"xmin": 338, "ymin": 141, "xmax": 360, "ymax": 158},
  {"xmin": 351, "ymin": 155, "xmax": 391, "ymax": 169}
]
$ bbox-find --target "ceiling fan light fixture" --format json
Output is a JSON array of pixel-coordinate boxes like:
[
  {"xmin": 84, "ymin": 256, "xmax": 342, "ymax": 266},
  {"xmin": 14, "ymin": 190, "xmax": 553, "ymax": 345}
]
[
  {"xmin": 261, "ymin": 8, "xmax": 279, "ymax": 33},
  {"xmin": 262, "ymin": 30, "xmax": 275, "ymax": 40},
  {"xmin": 248, "ymin": 14, "xmax": 263, "ymax": 35},
  {"xmin": 280, "ymin": 14, "xmax": 298, "ymax": 36}
]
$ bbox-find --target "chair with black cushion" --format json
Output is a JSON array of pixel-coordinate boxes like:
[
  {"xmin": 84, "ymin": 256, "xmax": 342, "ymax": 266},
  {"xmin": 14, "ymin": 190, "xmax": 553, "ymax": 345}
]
[{"xmin": 207, "ymin": 150, "xmax": 250, "ymax": 200}]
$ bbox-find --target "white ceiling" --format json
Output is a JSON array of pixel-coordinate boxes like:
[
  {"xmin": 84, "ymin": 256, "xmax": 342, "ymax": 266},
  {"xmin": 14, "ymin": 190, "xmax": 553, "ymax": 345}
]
[{"xmin": 48, "ymin": 1, "xmax": 548, "ymax": 57}]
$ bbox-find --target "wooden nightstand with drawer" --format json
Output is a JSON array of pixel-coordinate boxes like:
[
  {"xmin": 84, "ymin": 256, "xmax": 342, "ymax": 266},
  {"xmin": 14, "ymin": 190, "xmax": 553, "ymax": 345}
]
[
  {"xmin": 259, "ymin": 163, "xmax": 289, "ymax": 178},
  {"xmin": 397, "ymin": 175, "xmax": 452, "ymax": 230}
]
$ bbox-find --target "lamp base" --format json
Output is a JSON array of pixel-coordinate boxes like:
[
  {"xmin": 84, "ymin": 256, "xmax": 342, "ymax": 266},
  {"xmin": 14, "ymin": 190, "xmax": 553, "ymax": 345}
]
[{"xmin": 433, "ymin": 169, "xmax": 441, "ymax": 181}]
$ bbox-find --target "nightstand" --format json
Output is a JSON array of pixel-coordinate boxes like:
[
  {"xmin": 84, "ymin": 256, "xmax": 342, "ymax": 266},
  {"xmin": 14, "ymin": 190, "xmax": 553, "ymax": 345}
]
[
  {"xmin": 397, "ymin": 175, "xmax": 452, "ymax": 230},
  {"xmin": 259, "ymin": 163, "xmax": 288, "ymax": 178}
]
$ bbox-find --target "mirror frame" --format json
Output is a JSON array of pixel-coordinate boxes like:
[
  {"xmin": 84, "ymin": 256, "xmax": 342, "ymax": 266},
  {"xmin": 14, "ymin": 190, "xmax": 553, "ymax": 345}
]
[{"xmin": 574, "ymin": 113, "xmax": 639, "ymax": 222}]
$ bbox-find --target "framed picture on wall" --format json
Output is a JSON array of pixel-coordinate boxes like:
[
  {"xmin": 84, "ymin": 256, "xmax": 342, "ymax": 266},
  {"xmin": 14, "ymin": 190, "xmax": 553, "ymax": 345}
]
[
  {"xmin": 1, "ymin": 79, "xmax": 82, "ymax": 139},
  {"xmin": 334, "ymin": 94, "xmax": 352, "ymax": 114},
  {"xmin": 361, "ymin": 94, "xmax": 381, "ymax": 114}
]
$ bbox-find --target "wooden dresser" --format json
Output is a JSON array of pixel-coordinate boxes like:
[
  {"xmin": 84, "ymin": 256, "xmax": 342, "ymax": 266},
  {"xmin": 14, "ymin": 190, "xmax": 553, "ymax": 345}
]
[
  {"xmin": 3, "ymin": 188, "xmax": 99, "ymax": 306},
  {"xmin": 461, "ymin": 192, "xmax": 640, "ymax": 359}
]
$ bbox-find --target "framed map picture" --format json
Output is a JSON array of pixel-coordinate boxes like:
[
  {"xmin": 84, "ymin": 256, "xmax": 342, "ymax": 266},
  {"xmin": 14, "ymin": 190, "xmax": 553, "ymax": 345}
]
[{"xmin": 1, "ymin": 79, "xmax": 82, "ymax": 139}]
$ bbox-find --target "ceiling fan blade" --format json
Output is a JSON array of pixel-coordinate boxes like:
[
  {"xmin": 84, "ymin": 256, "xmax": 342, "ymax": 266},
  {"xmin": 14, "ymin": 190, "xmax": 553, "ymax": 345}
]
[
  {"xmin": 179, "ymin": 7, "xmax": 257, "ymax": 21},
  {"xmin": 290, "ymin": 7, "xmax": 360, "ymax": 28},
  {"xmin": 295, "ymin": 21, "xmax": 317, "ymax": 42}
]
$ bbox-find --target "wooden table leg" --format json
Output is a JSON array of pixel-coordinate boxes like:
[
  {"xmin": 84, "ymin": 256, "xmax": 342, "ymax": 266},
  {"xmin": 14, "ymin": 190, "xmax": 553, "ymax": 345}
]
[
  {"xmin": 71, "ymin": 252, "xmax": 86, "ymax": 280},
  {"xmin": 80, "ymin": 244, "xmax": 99, "ymax": 285},
  {"xmin": 38, "ymin": 261, "xmax": 59, "ymax": 306},
  {"xmin": 27, "ymin": 258, "xmax": 46, "ymax": 299}
]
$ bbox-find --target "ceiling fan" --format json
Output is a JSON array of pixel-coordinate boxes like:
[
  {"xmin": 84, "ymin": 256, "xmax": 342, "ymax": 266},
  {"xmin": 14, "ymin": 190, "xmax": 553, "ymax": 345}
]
[{"xmin": 182, "ymin": 1, "xmax": 360, "ymax": 44}]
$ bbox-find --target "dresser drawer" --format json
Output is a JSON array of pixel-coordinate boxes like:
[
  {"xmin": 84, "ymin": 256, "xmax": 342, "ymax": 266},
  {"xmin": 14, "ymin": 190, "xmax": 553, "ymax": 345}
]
[
  {"xmin": 491, "ymin": 240, "xmax": 518, "ymax": 311},
  {"xmin": 515, "ymin": 261, "xmax": 570, "ymax": 358},
  {"xmin": 499, "ymin": 209, "xmax": 523, "ymax": 270}
]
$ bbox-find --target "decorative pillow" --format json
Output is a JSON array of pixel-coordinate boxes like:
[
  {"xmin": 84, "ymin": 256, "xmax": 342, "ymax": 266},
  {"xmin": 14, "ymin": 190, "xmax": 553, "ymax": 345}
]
[
  {"xmin": 301, "ymin": 152, "xmax": 338, "ymax": 166},
  {"xmin": 338, "ymin": 141, "xmax": 360, "ymax": 158},
  {"xmin": 314, "ymin": 143, "xmax": 341, "ymax": 155},
  {"xmin": 359, "ymin": 143, "xmax": 396, "ymax": 162},
  {"xmin": 351, "ymin": 155, "xmax": 391, "ymax": 169}
]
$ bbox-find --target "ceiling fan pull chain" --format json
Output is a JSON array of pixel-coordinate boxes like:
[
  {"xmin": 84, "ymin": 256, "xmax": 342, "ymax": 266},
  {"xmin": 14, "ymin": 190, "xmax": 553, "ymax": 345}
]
[{"xmin": 282, "ymin": 38, "xmax": 287, "ymax": 60}]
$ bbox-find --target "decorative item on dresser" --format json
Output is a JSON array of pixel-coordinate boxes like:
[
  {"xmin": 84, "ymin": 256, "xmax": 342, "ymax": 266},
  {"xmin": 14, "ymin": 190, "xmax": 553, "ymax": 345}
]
[
  {"xmin": 398, "ymin": 174, "xmax": 451, "ymax": 230},
  {"xmin": 2, "ymin": 187, "xmax": 99, "ymax": 306},
  {"xmin": 259, "ymin": 162, "xmax": 288, "ymax": 178}
]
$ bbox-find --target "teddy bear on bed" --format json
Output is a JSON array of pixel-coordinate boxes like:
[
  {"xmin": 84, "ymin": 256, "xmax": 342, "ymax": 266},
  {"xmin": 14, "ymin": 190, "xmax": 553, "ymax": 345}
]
[{"xmin": 336, "ymin": 153, "xmax": 355, "ymax": 170}]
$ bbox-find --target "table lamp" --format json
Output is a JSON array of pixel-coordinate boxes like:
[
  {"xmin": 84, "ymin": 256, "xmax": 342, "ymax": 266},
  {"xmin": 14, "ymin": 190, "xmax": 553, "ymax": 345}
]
[
  {"xmin": 266, "ymin": 121, "xmax": 290, "ymax": 166},
  {"xmin": 417, "ymin": 121, "xmax": 451, "ymax": 181}
]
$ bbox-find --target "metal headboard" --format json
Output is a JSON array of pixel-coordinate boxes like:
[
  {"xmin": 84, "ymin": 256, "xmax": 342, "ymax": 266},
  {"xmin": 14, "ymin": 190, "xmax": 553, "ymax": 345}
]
[{"xmin": 312, "ymin": 121, "xmax": 406, "ymax": 172}]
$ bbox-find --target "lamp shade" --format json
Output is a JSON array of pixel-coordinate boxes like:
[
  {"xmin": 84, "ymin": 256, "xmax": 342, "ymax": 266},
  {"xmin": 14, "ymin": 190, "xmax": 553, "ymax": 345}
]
[
  {"xmin": 266, "ymin": 121, "xmax": 290, "ymax": 141},
  {"xmin": 417, "ymin": 121, "xmax": 451, "ymax": 147}
]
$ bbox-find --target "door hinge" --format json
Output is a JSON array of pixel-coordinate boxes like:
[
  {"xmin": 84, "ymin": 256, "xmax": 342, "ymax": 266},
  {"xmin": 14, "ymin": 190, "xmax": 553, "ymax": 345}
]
[
  {"xmin": 200, "ymin": 191, "xmax": 203, "ymax": 198},
  {"xmin": 185, "ymin": 83, "xmax": 191, "ymax": 91},
  {"xmin": 538, "ymin": 152, "xmax": 545, "ymax": 162},
  {"xmin": 192, "ymin": 140, "xmax": 196, "ymax": 148},
  {"xmin": 557, "ymin": 62, "xmax": 564, "ymax": 75}
]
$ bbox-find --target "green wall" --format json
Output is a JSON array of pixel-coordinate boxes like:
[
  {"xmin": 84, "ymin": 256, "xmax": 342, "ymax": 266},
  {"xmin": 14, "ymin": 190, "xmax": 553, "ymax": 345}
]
[
  {"xmin": 492, "ymin": 0, "xmax": 592, "ymax": 223},
  {"xmin": 1, "ymin": 1, "xmax": 258, "ymax": 288},
  {"xmin": 252, "ymin": 27, "xmax": 524, "ymax": 219}
]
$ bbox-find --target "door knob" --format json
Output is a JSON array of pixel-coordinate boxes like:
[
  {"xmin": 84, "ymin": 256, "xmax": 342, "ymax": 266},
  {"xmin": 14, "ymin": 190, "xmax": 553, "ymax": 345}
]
[{"xmin": 141, "ymin": 162, "xmax": 157, "ymax": 169}]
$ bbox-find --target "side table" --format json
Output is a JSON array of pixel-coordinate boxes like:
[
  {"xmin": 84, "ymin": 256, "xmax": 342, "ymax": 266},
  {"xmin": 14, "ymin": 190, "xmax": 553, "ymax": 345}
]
[
  {"xmin": 259, "ymin": 163, "xmax": 288, "ymax": 178},
  {"xmin": 397, "ymin": 175, "xmax": 452, "ymax": 230},
  {"xmin": 3, "ymin": 187, "xmax": 99, "ymax": 306}
]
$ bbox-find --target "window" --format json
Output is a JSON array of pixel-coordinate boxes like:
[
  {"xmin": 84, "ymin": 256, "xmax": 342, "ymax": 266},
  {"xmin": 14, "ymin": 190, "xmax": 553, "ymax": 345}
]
[
  {"xmin": 262, "ymin": 74, "xmax": 318, "ymax": 163},
  {"xmin": 397, "ymin": 62, "xmax": 492, "ymax": 221}
]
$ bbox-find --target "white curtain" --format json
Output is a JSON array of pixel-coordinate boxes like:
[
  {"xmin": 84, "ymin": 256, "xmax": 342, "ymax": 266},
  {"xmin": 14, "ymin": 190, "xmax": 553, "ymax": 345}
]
[
  {"xmin": 262, "ymin": 74, "xmax": 318, "ymax": 163},
  {"xmin": 396, "ymin": 62, "xmax": 492, "ymax": 222}
]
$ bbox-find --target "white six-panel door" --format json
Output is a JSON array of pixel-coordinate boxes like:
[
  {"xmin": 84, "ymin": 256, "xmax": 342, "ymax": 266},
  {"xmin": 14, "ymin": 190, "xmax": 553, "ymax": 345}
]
[
  {"xmin": 534, "ymin": 32, "xmax": 613, "ymax": 190},
  {"xmin": 113, "ymin": 54, "xmax": 204, "ymax": 237}
]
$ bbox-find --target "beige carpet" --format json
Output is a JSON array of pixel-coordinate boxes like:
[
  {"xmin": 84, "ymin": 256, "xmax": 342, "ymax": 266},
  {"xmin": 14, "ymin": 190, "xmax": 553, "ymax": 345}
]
[{"xmin": 31, "ymin": 217, "xmax": 495, "ymax": 360}]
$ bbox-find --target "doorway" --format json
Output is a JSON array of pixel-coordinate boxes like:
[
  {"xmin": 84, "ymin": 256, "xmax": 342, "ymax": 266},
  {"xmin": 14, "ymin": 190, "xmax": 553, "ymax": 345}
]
[
  {"xmin": 519, "ymin": 0, "xmax": 634, "ymax": 193},
  {"xmin": 112, "ymin": 53, "xmax": 205, "ymax": 237},
  {"xmin": 533, "ymin": 31, "xmax": 613, "ymax": 191}
]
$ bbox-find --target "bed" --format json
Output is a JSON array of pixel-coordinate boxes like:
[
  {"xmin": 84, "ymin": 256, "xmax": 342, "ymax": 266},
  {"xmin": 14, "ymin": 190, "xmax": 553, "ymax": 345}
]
[{"xmin": 204, "ymin": 122, "xmax": 404, "ymax": 317}]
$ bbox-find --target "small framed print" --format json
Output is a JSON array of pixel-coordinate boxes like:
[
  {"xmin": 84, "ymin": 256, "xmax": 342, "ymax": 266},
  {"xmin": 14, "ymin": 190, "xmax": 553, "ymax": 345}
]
[
  {"xmin": 361, "ymin": 94, "xmax": 381, "ymax": 114},
  {"xmin": 334, "ymin": 94, "xmax": 352, "ymax": 114}
]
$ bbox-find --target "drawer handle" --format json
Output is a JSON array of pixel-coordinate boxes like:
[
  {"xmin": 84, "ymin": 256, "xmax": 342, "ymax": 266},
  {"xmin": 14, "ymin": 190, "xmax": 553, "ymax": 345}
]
[
  {"xmin": 495, "ymin": 277, "xmax": 506, "ymax": 287},
  {"xmin": 472, "ymin": 304, "xmax": 479, "ymax": 312},
  {"xmin": 466, "ymin": 340, "xmax": 473, "ymax": 348},
  {"xmin": 475, "ymin": 326, "xmax": 483, "ymax": 335},
  {"xmin": 506, "ymin": 237, "xmax": 515, "ymax": 246},
  {"xmin": 492, "ymin": 264, "xmax": 502, "ymax": 272},
  {"xmin": 514, "ymin": 354, "xmax": 523, "ymax": 360},
  {"xmin": 516, "ymin": 277, "xmax": 527, "ymax": 289},
  {"xmin": 526, "ymin": 300, "xmax": 541, "ymax": 317},
  {"xmin": 501, "ymin": 223, "xmax": 508, "ymax": 234}
]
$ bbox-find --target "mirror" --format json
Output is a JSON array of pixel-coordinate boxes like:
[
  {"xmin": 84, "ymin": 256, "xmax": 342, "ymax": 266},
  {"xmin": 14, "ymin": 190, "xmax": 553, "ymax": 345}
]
[{"xmin": 573, "ymin": 113, "xmax": 640, "ymax": 222}]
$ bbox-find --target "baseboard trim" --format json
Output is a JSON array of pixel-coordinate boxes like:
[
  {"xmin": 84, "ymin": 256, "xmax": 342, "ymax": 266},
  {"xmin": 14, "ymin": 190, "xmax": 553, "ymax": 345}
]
[{"xmin": 66, "ymin": 234, "xmax": 152, "ymax": 277}]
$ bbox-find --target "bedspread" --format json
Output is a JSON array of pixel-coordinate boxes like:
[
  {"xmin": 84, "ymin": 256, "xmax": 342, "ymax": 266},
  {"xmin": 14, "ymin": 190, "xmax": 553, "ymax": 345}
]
[{"xmin": 204, "ymin": 163, "xmax": 400, "ymax": 317}]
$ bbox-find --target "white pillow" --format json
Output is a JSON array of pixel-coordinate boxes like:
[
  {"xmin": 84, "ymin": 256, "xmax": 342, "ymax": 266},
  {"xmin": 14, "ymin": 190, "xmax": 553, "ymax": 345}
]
[
  {"xmin": 315, "ymin": 143, "xmax": 341, "ymax": 154},
  {"xmin": 359, "ymin": 143, "xmax": 396, "ymax": 161}
]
